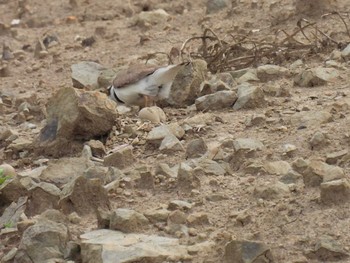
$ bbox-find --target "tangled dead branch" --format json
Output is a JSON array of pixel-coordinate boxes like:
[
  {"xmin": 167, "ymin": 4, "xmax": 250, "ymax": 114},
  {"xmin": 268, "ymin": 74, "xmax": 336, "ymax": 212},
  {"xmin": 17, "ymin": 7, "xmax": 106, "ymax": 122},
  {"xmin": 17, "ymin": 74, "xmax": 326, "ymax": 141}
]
[{"xmin": 179, "ymin": 12, "xmax": 350, "ymax": 73}]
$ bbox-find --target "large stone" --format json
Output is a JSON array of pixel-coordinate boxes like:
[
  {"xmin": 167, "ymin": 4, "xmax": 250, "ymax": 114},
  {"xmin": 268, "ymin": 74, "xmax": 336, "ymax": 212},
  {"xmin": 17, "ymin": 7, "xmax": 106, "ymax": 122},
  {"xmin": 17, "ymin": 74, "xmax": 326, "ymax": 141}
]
[
  {"xmin": 40, "ymin": 157, "xmax": 93, "ymax": 186},
  {"xmin": 257, "ymin": 64, "xmax": 289, "ymax": 82},
  {"xmin": 306, "ymin": 236, "xmax": 349, "ymax": 261},
  {"xmin": 177, "ymin": 162, "xmax": 200, "ymax": 192},
  {"xmin": 37, "ymin": 87, "xmax": 117, "ymax": 147},
  {"xmin": 224, "ymin": 240, "xmax": 274, "ymax": 263},
  {"xmin": 103, "ymin": 145, "xmax": 135, "ymax": 169},
  {"xmin": 26, "ymin": 182, "xmax": 61, "ymax": 216},
  {"xmin": 80, "ymin": 229, "xmax": 190, "ymax": 263},
  {"xmin": 302, "ymin": 160, "xmax": 345, "ymax": 187},
  {"xmin": 289, "ymin": 111, "xmax": 332, "ymax": 128},
  {"xmin": 195, "ymin": 158, "xmax": 226, "ymax": 176},
  {"xmin": 186, "ymin": 138, "xmax": 208, "ymax": 159},
  {"xmin": 15, "ymin": 220, "xmax": 69, "ymax": 263},
  {"xmin": 233, "ymin": 83, "xmax": 266, "ymax": 110},
  {"xmin": 147, "ymin": 123, "xmax": 185, "ymax": 144},
  {"xmin": 159, "ymin": 134, "xmax": 184, "ymax": 153},
  {"xmin": 233, "ymin": 138, "xmax": 264, "ymax": 152},
  {"xmin": 195, "ymin": 91, "xmax": 237, "ymax": 111},
  {"xmin": 167, "ymin": 60, "xmax": 207, "ymax": 106},
  {"xmin": 0, "ymin": 196, "xmax": 27, "ymax": 229},
  {"xmin": 110, "ymin": 208, "xmax": 150, "ymax": 233},
  {"xmin": 71, "ymin": 61, "xmax": 108, "ymax": 89},
  {"xmin": 264, "ymin": 161, "xmax": 292, "ymax": 175},
  {"xmin": 294, "ymin": 67, "xmax": 339, "ymax": 87},
  {"xmin": 254, "ymin": 182, "xmax": 290, "ymax": 200},
  {"xmin": 59, "ymin": 175, "xmax": 110, "ymax": 215},
  {"xmin": 320, "ymin": 179, "xmax": 350, "ymax": 205}
]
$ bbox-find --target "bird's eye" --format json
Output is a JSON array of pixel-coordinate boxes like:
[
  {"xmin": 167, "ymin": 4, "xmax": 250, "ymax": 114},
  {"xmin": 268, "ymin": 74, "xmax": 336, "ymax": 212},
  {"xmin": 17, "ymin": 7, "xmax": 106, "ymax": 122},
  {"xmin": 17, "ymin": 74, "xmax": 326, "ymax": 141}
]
[{"xmin": 158, "ymin": 85, "xmax": 163, "ymax": 89}]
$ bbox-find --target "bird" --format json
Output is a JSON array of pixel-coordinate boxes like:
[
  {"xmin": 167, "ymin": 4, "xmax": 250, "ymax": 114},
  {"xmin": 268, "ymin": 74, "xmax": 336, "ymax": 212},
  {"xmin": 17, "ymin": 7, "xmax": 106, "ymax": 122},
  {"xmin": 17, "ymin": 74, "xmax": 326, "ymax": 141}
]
[{"xmin": 108, "ymin": 62, "xmax": 188, "ymax": 107}]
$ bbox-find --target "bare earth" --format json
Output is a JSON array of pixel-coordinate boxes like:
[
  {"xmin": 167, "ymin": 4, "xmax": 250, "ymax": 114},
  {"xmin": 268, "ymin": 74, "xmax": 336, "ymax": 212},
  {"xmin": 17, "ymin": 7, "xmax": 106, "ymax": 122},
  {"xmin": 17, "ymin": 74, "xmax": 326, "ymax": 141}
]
[{"xmin": 1, "ymin": 0, "xmax": 350, "ymax": 262}]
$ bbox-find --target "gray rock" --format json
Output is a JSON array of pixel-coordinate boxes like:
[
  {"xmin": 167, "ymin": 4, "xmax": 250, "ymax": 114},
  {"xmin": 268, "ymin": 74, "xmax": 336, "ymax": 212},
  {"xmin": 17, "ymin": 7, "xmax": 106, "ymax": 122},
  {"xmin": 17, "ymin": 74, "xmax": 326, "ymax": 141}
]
[
  {"xmin": 104, "ymin": 145, "xmax": 135, "ymax": 169},
  {"xmin": 294, "ymin": 67, "xmax": 339, "ymax": 87},
  {"xmin": 80, "ymin": 229, "xmax": 190, "ymax": 263},
  {"xmin": 167, "ymin": 60, "xmax": 207, "ymax": 106},
  {"xmin": 310, "ymin": 131, "xmax": 328, "ymax": 148},
  {"xmin": 306, "ymin": 236, "xmax": 349, "ymax": 261},
  {"xmin": 195, "ymin": 158, "xmax": 226, "ymax": 176},
  {"xmin": 26, "ymin": 182, "xmax": 61, "ymax": 216},
  {"xmin": 60, "ymin": 175, "xmax": 110, "ymax": 215},
  {"xmin": 168, "ymin": 210, "xmax": 187, "ymax": 225},
  {"xmin": 177, "ymin": 162, "xmax": 200, "ymax": 192},
  {"xmin": 264, "ymin": 161, "xmax": 292, "ymax": 175},
  {"xmin": 109, "ymin": 208, "xmax": 150, "ymax": 233},
  {"xmin": 206, "ymin": 0, "xmax": 231, "ymax": 14},
  {"xmin": 187, "ymin": 212, "xmax": 209, "ymax": 226},
  {"xmin": 254, "ymin": 182, "xmax": 290, "ymax": 200},
  {"xmin": 186, "ymin": 138, "xmax": 208, "ymax": 159},
  {"xmin": 302, "ymin": 160, "xmax": 345, "ymax": 187},
  {"xmin": 147, "ymin": 123, "xmax": 185, "ymax": 144},
  {"xmin": 341, "ymin": 43, "xmax": 350, "ymax": 60},
  {"xmin": 290, "ymin": 111, "xmax": 332, "ymax": 128},
  {"xmin": 245, "ymin": 114, "xmax": 266, "ymax": 127},
  {"xmin": 257, "ymin": 64, "xmax": 289, "ymax": 82},
  {"xmin": 262, "ymin": 82, "xmax": 291, "ymax": 97},
  {"xmin": 71, "ymin": 61, "xmax": 107, "ymax": 89},
  {"xmin": 233, "ymin": 138, "xmax": 264, "ymax": 152},
  {"xmin": 40, "ymin": 157, "xmax": 93, "ymax": 186},
  {"xmin": 195, "ymin": 90, "xmax": 237, "ymax": 111},
  {"xmin": 85, "ymin": 140, "xmax": 106, "ymax": 158},
  {"xmin": 155, "ymin": 163, "xmax": 177, "ymax": 178},
  {"xmin": 199, "ymin": 79, "xmax": 231, "ymax": 96},
  {"xmin": 224, "ymin": 240, "xmax": 274, "ymax": 263},
  {"xmin": 326, "ymin": 149, "xmax": 348, "ymax": 165},
  {"xmin": 37, "ymin": 87, "xmax": 117, "ymax": 156},
  {"xmin": 168, "ymin": 200, "xmax": 193, "ymax": 211},
  {"xmin": 236, "ymin": 70, "xmax": 259, "ymax": 84},
  {"xmin": 320, "ymin": 179, "xmax": 350, "ymax": 205},
  {"xmin": 15, "ymin": 220, "xmax": 69, "ymax": 263},
  {"xmin": 144, "ymin": 208, "xmax": 170, "ymax": 223},
  {"xmin": 233, "ymin": 83, "xmax": 266, "ymax": 110},
  {"xmin": 159, "ymin": 134, "xmax": 184, "ymax": 153},
  {"xmin": 97, "ymin": 68, "xmax": 117, "ymax": 89},
  {"xmin": 0, "ymin": 196, "xmax": 26, "ymax": 230}
]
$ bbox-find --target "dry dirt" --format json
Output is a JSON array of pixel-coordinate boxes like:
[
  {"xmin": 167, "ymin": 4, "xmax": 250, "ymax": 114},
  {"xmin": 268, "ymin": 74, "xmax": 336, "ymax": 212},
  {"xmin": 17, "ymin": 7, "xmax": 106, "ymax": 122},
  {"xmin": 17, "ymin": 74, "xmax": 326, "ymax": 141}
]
[{"xmin": 1, "ymin": 0, "xmax": 350, "ymax": 262}]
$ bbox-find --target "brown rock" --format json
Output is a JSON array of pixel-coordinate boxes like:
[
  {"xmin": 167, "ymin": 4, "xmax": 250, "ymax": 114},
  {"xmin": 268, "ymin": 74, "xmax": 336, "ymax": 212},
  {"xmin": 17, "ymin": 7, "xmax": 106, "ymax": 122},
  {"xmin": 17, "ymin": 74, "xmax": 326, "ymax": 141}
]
[
  {"xmin": 320, "ymin": 179, "xmax": 350, "ymax": 205},
  {"xmin": 103, "ymin": 145, "xmax": 135, "ymax": 169}
]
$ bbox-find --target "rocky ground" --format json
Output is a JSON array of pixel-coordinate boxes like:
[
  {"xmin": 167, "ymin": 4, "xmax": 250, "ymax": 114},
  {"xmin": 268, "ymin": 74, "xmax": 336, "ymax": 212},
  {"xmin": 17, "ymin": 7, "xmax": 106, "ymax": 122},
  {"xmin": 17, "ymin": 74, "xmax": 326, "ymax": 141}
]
[{"xmin": 1, "ymin": 0, "xmax": 350, "ymax": 262}]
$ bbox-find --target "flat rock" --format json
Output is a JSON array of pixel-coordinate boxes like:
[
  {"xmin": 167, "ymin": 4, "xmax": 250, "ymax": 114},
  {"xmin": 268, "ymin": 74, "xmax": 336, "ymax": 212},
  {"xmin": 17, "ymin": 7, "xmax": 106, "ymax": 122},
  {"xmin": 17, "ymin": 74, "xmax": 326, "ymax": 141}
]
[
  {"xmin": 80, "ymin": 229, "xmax": 190, "ymax": 263},
  {"xmin": 326, "ymin": 149, "xmax": 348, "ymax": 165},
  {"xmin": 71, "ymin": 61, "xmax": 107, "ymax": 89},
  {"xmin": 110, "ymin": 208, "xmax": 150, "ymax": 233},
  {"xmin": 264, "ymin": 161, "xmax": 292, "ymax": 175},
  {"xmin": 195, "ymin": 158, "xmax": 226, "ymax": 176},
  {"xmin": 294, "ymin": 67, "xmax": 339, "ymax": 87},
  {"xmin": 224, "ymin": 239, "xmax": 274, "ymax": 263},
  {"xmin": 195, "ymin": 90, "xmax": 237, "ymax": 111},
  {"xmin": 168, "ymin": 200, "xmax": 193, "ymax": 211},
  {"xmin": 320, "ymin": 179, "xmax": 350, "ymax": 205},
  {"xmin": 289, "ymin": 110, "xmax": 332, "ymax": 128},
  {"xmin": 159, "ymin": 134, "xmax": 184, "ymax": 153},
  {"xmin": 147, "ymin": 123, "xmax": 185, "ymax": 143},
  {"xmin": 233, "ymin": 83, "xmax": 266, "ymax": 110},
  {"xmin": 103, "ymin": 145, "xmax": 135, "ymax": 169},
  {"xmin": 303, "ymin": 160, "xmax": 345, "ymax": 187},
  {"xmin": 254, "ymin": 182, "xmax": 290, "ymax": 200},
  {"xmin": 236, "ymin": 70, "xmax": 259, "ymax": 84},
  {"xmin": 144, "ymin": 208, "xmax": 170, "ymax": 223},
  {"xmin": 257, "ymin": 64, "xmax": 289, "ymax": 82},
  {"xmin": 40, "ymin": 157, "xmax": 92, "ymax": 186},
  {"xmin": 233, "ymin": 138, "xmax": 264, "ymax": 152}
]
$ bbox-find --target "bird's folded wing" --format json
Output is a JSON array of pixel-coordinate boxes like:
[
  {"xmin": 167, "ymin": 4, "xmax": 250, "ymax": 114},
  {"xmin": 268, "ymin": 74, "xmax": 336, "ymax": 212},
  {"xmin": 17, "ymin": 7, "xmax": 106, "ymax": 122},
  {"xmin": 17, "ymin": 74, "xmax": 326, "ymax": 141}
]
[{"xmin": 113, "ymin": 65, "xmax": 159, "ymax": 88}]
